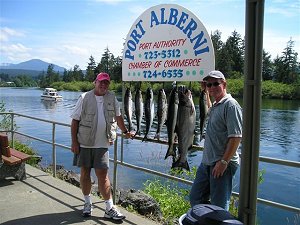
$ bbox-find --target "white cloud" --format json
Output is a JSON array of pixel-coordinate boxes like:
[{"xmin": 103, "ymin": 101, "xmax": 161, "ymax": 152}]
[
  {"xmin": 0, "ymin": 43, "xmax": 32, "ymax": 62},
  {"xmin": 267, "ymin": 0, "xmax": 300, "ymax": 18},
  {"xmin": 62, "ymin": 45, "xmax": 89, "ymax": 56},
  {"xmin": 267, "ymin": 6, "xmax": 297, "ymax": 18},
  {"xmin": 263, "ymin": 29, "xmax": 300, "ymax": 59},
  {"xmin": 92, "ymin": 0, "xmax": 132, "ymax": 5},
  {"xmin": 128, "ymin": 5, "xmax": 148, "ymax": 15},
  {"xmin": 0, "ymin": 27, "xmax": 24, "ymax": 42},
  {"xmin": 1, "ymin": 43, "xmax": 31, "ymax": 54},
  {"xmin": 1, "ymin": 1, "xmax": 299, "ymax": 69}
]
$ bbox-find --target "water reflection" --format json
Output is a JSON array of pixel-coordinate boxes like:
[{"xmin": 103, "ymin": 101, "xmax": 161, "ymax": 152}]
[
  {"xmin": 260, "ymin": 109, "xmax": 300, "ymax": 159},
  {"xmin": 1, "ymin": 88, "xmax": 299, "ymax": 225},
  {"xmin": 41, "ymin": 100, "xmax": 57, "ymax": 110},
  {"xmin": 261, "ymin": 98, "xmax": 300, "ymax": 111}
]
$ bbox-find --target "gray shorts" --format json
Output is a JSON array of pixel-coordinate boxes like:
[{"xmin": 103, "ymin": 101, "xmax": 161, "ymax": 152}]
[{"xmin": 73, "ymin": 147, "xmax": 109, "ymax": 169}]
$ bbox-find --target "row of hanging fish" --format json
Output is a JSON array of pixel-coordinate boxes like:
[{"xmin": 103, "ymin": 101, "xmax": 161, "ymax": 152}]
[{"xmin": 123, "ymin": 85, "xmax": 209, "ymax": 171}]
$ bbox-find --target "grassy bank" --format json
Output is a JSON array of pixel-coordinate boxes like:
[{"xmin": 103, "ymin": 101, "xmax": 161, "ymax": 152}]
[{"xmin": 52, "ymin": 79, "xmax": 300, "ymax": 100}]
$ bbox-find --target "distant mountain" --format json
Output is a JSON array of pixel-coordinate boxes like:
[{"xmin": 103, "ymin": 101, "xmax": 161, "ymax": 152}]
[
  {"xmin": 0, "ymin": 59, "xmax": 66, "ymax": 72},
  {"xmin": 0, "ymin": 69, "xmax": 42, "ymax": 77}
]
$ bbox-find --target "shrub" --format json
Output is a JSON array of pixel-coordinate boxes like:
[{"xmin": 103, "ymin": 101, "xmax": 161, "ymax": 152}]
[
  {"xmin": 143, "ymin": 166, "xmax": 263, "ymax": 224},
  {"xmin": 262, "ymin": 80, "xmax": 295, "ymax": 99},
  {"xmin": 52, "ymin": 78, "xmax": 299, "ymax": 99},
  {"xmin": 10, "ymin": 140, "xmax": 40, "ymax": 166},
  {"xmin": 144, "ymin": 179, "xmax": 190, "ymax": 223},
  {"xmin": 227, "ymin": 79, "xmax": 244, "ymax": 97}
]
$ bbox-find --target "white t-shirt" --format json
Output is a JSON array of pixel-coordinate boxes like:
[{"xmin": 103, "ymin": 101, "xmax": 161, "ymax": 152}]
[{"xmin": 70, "ymin": 93, "xmax": 121, "ymax": 148}]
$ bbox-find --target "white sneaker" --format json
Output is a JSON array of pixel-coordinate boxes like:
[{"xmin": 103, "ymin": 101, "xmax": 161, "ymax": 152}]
[
  {"xmin": 82, "ymin": 203, "xmax": 93, "ymax": 217},
  {"xmin": 104, "ymin": 206, "xmax": 125, "ymax": 220}
]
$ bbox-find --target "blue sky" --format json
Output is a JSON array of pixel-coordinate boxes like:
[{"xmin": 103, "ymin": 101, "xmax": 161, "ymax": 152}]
[{"xmin": 1, "ymin": 0, "xmax": 299, "ymax": 69}]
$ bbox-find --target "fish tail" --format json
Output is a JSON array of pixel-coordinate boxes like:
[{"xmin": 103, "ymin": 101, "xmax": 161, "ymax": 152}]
[
  {"xmin": 129, "ymin": 122, "xmax": 133, "ymax": 132},
  {"xmin": 134, "ymin": 129, "xmax": 140, "ymax": 137},
  {"xmin": 172, "ymin": 160, "xmax": 190, "ymax": 171},
  {"xmin": 164, "ymin": 145, "xmax": 176, "ymax": 159},
  {"xmin": 142, "ymin": 134, "xmax": 148, "ymax": 142},
  {"xmin": 199, "ymin": 133, "xmax": 205, "ymax": 141}
]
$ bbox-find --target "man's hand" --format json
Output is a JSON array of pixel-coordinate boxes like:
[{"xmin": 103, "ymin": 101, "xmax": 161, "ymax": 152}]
[
  {"xmin": 200, "ymin": 81, "xmax": 206, "ymax": 91},
  {"xmin": 71, "ymin": 141, "xmax": 80, "ymax": 154},
  {"xmin": 124, "ymin": 131, "xmax": 134, "ymax": 139},
  {"xmin": 212, "ymin": 160, "xmax": 227, "ymax": 178}
]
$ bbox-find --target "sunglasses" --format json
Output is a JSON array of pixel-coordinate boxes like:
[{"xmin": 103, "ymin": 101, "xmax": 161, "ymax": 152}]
[{"xmin": 206, "ymin": 82, "xmax": 221, "ymax": 88}]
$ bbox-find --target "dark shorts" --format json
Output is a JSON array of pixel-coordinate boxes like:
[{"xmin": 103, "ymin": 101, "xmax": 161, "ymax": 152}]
[{"xmin": 73, "ymin": 147, "xmax": 109, "ymax": 169}]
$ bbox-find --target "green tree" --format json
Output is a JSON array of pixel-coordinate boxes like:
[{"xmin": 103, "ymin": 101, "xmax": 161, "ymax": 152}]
[
  {"xmin": 12, "ymin": 75, "xmax": 37, "ymax": 87},
  {"xmin": 0, "ymin": 101, "xmax": 16, "ymax": 131},
  {"xmin": 273, "ymin": 39, "xmax": 300, "ymax": 84},
  {"xmin": 211, "ymin": 30, "xmax": 224, "ymax": 70},
  {"xmin": 96, "ymin": 47, "xmax": 113, "ymax": 74},
  {"xmin": 262, "ymin": 50, "xmax": 273, "ymax": 80},
  {"xmin": 224, "ymin": 30, "xmax": 244, "ymax": 77},
  {"xmin": 0, "ymin": 73, "xmax": 9, "ymax": 82},
  {"xmin": 62, "ymin": 69, "xmax": 73, "ymax": 82},
  {"xmin": 47, "ymin": 64, "xmax": 60, "ymax": 83},
  {"xmin": 71, "ymin": 65, "xmax": 84, "ymax": 81},
  {"xmin": 218, "ymin": 46, "xmax": 234, "ymax": 76},
  {"xmin": 110, "ymin": 56, "xmax": 122, "ymax": 82},
  {"xmin": 39, "ymin": 64, "xmax": 61, "ymax": 87},
  {"xmin": 85, "ymin": 55, "xmax": 97, "ymax": 81},
  {"xmin": 96, "ymin": 47, "xmax": 122, "ymax": 81},
  {"xmin": 37, "ymin": 71, "xmax": 45, "ymax": 87}
]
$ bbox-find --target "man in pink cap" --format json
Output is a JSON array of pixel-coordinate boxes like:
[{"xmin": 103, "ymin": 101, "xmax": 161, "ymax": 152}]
[{"xmin": 70, "ymin": 72, "xmax": 133, "ymax": 220}]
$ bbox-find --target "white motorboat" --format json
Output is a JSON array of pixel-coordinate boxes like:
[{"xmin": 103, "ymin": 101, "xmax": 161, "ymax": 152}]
[{"xmin": 41, "ymin": 88, "xmax": 63, "ymax": 101}]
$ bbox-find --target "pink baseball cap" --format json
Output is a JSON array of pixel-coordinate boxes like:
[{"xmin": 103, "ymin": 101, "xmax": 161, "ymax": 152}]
[{"xmin": 95, "ymin": 72, "xmax": 110, "ymax": 82}]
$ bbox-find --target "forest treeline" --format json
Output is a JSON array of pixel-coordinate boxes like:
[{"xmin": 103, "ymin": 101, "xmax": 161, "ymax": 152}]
[{"xmin": 1, "ymin": 30, "xmax": 299, "ymax": 99}]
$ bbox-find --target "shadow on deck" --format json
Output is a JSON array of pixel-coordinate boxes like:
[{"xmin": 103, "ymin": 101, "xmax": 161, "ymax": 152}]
[{"xmin": 0, "ymin": 164, "xmax": 159, "ymax": 225}]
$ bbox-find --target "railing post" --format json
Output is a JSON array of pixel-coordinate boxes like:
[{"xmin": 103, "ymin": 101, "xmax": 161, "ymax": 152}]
[
  {"xmin": 52, "ymin": 123, "xmax": 56, "ymax": 177},
  {"xmin": 113, "ymin": 135, "xmax": 118, "ymax": 204},
  {"xmin": 121, "ymin": 82, "xmax": 125, "ymax": 163},
  {"xmin": 11, "ymin": 113, "xmax": 15, "ymax": 148},
  {"xmin": 239, "ymin": 1, "xmax": 265, "ymax": 224}
]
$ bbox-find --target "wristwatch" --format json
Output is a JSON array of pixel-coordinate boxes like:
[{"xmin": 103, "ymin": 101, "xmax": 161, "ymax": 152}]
[
  {"xmin": 220, "ymin": 159, "xmax": 228, "ymax": 165},
  {"xmin": 123, "ymin": 130, "xmax": 128, "ymax": 134}
]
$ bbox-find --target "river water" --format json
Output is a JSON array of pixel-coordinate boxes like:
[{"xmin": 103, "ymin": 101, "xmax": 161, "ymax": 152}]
[{"xmin": 1, "ymin": 87, "xmax": 299, "ymax": 225}]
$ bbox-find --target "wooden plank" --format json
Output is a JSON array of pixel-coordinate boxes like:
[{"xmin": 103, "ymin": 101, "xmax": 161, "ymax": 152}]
[
  {"xmin": 10, "ymin": 149, "xmax": 31, "ymax": 162},
  {"xmin": 1, "ymin": 155, "xmax": 22, "ymax": 165}
]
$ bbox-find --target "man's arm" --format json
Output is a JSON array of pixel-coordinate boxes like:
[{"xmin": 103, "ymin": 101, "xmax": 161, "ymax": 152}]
[
  {"xmin": 115, "ymin": 115, "xmax": 134, "ymax": 138},
  {"xmin": 212, "ymin": 137, "xmax": 242, "ymax": 178},
  {"xmin": 222, "ymin": 137, "xmax": 242, "ymax": 163},
  {"xmin": 71, "ymin": 119, "xmax": 80, "ymax": 153}
]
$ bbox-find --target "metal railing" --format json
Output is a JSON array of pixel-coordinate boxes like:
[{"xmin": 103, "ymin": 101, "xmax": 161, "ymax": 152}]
[{"xmin": 1, "ymin": 112, "xmax": 299, "ymax": 214}]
